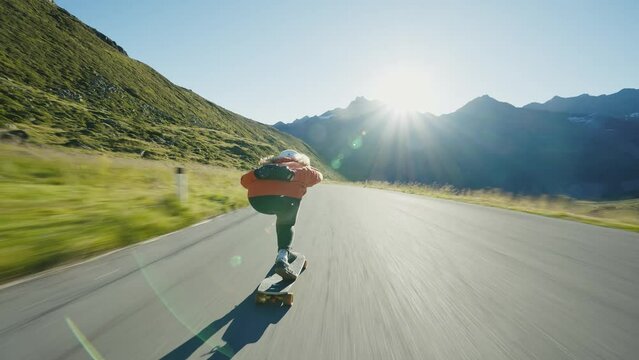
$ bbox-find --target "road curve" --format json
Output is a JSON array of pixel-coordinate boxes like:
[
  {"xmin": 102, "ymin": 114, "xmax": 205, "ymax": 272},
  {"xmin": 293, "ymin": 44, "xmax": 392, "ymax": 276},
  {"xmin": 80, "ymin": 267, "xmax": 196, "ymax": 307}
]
[{"xmin": 1, "ymin": 184, "xmax": 638, "ymax": 359}]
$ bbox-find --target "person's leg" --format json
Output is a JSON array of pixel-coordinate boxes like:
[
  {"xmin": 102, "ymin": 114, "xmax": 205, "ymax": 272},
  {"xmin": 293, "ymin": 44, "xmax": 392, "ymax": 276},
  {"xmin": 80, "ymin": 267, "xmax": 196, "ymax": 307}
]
[
  {"xmin": 248, "ymin": 196, "xmax": 277, "ymax": 215},
  {"xmin": 249, "ymin": 196, "xmax": 301, "ymax": 251},
  {"xmin": 275, "ymin": 197, "xmax": 301, "ymax": 250},
  {"xmin": 272, "ymin": 197, "xmax": 301, "ymax": 280}
]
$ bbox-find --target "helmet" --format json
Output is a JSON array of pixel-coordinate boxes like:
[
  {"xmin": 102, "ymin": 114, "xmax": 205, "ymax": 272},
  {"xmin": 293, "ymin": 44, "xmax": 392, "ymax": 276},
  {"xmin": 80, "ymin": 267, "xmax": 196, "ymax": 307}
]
[
  {"xmin": 278, "ymin": 149, "xmax": 299, "ymax": 159},
  {"xmin": 275, "ymin": 149, "xmax": 310, "ymax": 166}
]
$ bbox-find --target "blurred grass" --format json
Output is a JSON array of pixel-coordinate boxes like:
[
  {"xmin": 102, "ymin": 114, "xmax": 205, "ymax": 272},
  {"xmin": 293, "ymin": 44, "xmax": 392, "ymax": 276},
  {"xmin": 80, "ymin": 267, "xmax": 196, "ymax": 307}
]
[
  {"xmin": 0, "ymin": 144, "xmax": 247, "ymax": 283},
  {"xmin": 360, "ymin": 181, "xmax": 639, "ymax": 232}
]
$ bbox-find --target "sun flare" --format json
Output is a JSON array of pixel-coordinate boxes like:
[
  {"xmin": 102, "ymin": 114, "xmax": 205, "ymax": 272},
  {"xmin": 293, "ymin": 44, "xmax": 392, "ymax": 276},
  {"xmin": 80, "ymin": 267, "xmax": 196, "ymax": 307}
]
[{"xmin": 372, "ymin": 65, "xmax": 432, "ymax": 113}]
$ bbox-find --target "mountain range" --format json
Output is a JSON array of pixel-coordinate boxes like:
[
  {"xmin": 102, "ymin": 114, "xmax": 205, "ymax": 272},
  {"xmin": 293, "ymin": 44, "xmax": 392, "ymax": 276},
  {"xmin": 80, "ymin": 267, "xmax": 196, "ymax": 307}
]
[
  {"xmin": 275, "ymin": 90, "xmax": 639, "ymax": 199},
  {"xmin": 0, "ymin": 0, "xmax": 334, "ymax": 175},
  {"xmin": 524, "ymin": 89, "xmax": 639, "ymax": 119}
]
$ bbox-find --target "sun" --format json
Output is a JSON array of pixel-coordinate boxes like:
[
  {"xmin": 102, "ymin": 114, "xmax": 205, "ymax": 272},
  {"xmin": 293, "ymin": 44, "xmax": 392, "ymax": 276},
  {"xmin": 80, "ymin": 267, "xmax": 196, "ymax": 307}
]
[{"xmin": 371, "ymin": 65, "xmax": 432, "ymax": 113}]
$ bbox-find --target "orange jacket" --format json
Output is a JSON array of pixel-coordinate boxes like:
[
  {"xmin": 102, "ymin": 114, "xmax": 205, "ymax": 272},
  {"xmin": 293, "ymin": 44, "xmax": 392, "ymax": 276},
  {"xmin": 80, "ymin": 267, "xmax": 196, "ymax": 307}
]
[{"xmin": 241, "ymin": 158, "xmax": 323, "ymax": 199}]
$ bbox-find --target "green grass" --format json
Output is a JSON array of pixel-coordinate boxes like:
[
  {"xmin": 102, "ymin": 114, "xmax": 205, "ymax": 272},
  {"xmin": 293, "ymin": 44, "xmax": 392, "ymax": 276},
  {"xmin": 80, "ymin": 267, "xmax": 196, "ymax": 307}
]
[
  {"xmin": 359, "ymin": 181, "xmax": 639, "ymax": 232},
  {"xmin": 0, "ymin": 144, "xmax": 249, "ymax": 283}
]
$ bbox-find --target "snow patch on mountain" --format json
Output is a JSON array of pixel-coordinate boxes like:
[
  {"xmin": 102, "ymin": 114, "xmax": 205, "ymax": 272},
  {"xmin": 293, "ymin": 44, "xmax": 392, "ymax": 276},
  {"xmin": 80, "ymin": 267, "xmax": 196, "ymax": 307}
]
[{"xmin": 568, "ymin": 115, "xmax": 594, "ymax": 124}]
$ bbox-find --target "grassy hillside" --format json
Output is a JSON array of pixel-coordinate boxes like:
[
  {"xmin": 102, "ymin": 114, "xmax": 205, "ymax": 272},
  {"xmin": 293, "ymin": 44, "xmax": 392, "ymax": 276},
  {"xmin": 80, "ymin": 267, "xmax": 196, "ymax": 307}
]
[
  {"xmin": 0, "ymin": 143, "xmax": 249, "ymax": 283},
  {"xmin": 0, "ymin": 0, "xmax": 334, "ymax": 175}
]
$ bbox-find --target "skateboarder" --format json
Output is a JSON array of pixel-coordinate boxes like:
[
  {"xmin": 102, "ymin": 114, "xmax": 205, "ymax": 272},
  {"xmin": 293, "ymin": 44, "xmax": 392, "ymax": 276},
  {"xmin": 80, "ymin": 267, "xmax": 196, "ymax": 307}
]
[{"xmin": 240, "ymin": 150, "xmax": 323, "ymax": 280}]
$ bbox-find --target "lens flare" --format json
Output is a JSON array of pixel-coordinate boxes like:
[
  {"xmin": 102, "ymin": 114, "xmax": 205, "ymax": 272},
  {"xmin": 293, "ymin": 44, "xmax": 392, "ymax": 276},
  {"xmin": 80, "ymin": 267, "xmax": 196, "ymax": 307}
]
[
  {"xmin": 229, "ymin": 255, "xmax": 242, "ymax": 267},
  {"xmin": 351, "ymin": 136, "xmax": 363, "ymax": 150},
  {"xmin": 65, "ymin": 317, "xmax": 106, "ymax": 360},
  {"xmin": 133, "ymin": 251, "xmax": 227, "ymax": 350}
]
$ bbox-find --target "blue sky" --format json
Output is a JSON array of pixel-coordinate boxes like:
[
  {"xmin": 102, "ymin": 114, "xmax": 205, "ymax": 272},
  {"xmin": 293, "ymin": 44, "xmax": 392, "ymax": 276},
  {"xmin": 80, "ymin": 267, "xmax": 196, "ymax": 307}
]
[{"xmin": 57, "ymin": 0, "xmax": 639, "ymax": 124}]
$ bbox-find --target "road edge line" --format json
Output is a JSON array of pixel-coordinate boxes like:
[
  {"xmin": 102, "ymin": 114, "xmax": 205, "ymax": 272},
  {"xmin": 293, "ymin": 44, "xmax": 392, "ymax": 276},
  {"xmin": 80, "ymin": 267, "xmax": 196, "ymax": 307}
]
[{"xmin": 0, "ymin": 211, "xmax": 237, "ymax": 291}]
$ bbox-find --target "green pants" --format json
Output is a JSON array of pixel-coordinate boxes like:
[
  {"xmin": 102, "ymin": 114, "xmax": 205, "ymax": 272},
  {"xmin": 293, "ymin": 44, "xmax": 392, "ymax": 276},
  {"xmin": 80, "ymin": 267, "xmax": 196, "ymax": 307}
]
[{"xmin": 249, "ymin": 196, "xmax": 301, "ymax": 250}]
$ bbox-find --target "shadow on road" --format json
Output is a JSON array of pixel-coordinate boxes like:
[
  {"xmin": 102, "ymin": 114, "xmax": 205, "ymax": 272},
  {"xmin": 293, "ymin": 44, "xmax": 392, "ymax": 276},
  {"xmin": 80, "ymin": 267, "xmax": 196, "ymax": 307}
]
[{"xmin": 160, "ymin": 276, "xmax": 290, "ymax": 359}]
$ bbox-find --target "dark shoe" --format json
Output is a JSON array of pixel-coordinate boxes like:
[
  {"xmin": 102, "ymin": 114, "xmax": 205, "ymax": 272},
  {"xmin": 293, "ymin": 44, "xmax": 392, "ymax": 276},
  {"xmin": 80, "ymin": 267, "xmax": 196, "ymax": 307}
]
[
  {"xmin": 287, "ymin": 250, "xmax": 301, "ymax": 263},
  {"xmin": 275, "ymin": 249, "xmax": 289, "ymax": 265},
  {"xmin": 275, "ymin": 249, "xmax": 301, "ymax": 264},
  {"xmin": 275, "ymin": 262, "xmax": 298, "ymax": 281}
]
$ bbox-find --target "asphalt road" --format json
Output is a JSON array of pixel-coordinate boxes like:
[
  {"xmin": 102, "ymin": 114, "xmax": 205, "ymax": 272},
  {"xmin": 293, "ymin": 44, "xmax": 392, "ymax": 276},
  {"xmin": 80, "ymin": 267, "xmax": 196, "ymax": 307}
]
[{"xmin": 1, "ymin": 184, "xmax": 638, "ymax": 360}]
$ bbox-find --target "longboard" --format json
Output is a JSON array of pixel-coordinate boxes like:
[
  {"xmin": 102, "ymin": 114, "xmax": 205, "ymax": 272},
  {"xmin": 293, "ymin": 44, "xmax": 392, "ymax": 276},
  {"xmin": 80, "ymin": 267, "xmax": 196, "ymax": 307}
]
[{"xmin": 255, "ymin": 255, "xmax": 307, "ymax": 306}]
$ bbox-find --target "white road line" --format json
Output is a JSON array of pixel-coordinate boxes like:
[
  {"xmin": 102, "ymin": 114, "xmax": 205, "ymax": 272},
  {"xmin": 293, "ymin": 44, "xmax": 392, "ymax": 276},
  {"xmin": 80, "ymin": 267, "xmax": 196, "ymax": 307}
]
[
  {"xmin": 94, "ymin": 268, "xmax": 120, "ymax": 281},
  {"xmin": 0, "ymin": 210, "xmax": 243, "ymax": 291}
]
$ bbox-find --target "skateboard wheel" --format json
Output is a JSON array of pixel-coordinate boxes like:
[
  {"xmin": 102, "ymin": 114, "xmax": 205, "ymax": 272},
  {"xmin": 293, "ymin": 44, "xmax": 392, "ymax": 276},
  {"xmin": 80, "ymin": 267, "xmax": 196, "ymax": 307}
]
[{"xmin": 283, "ymin": 294, "xmax": 294, "ymax": 306}]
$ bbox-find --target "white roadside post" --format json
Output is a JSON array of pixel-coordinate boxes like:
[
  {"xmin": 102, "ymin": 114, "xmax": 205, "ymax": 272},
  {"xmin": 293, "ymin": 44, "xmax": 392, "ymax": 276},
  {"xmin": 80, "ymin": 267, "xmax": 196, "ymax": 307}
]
[{"xmin": 175, "ymin": 167, "xmax": 188, "ymax": 202}]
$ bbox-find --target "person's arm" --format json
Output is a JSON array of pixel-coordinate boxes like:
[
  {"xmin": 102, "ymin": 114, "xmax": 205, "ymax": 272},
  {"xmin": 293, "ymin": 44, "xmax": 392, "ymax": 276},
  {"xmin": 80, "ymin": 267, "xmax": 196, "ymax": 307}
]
[
  {"xmin": 293, "ymin": 166, "xmax": 323, "ymax": 187},
  {"xmin": 240, "ymin": 170, "xmax": 257, "ymax": 189}
]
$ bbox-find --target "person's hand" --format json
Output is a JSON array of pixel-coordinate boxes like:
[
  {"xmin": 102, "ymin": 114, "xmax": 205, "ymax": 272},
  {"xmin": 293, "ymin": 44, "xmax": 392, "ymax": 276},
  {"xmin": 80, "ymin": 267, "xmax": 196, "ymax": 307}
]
[{"xmin": 253, "ymin": 164, "xmax": 294, "ymax": 181}]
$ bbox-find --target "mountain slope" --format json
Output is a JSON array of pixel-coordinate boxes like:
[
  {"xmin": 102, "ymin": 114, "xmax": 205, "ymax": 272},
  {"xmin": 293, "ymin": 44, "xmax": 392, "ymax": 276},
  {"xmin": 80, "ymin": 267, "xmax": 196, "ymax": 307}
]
[
  {"xmin": 0, "ymin": 0, "xmax": 331, "ymax": 173},
  {"xmin": 524, "ymin": 88, "xmax": 639, "ymax": 119},
  {"xmin": 275, "ymin": 96, "xmax": 639, "ymax": 199}
]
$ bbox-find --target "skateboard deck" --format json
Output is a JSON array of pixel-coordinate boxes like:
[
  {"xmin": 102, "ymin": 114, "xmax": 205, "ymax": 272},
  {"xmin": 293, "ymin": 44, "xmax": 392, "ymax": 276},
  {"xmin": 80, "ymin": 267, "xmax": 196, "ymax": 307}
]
[{"xmin": 255, "ymin": 255, "xmax": 307, "ymax": 306}]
